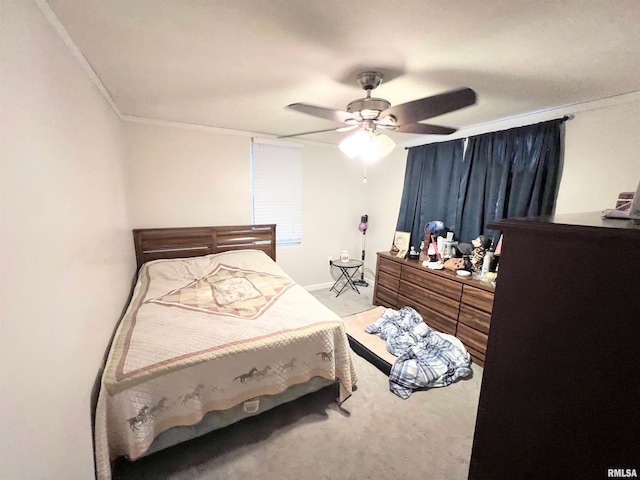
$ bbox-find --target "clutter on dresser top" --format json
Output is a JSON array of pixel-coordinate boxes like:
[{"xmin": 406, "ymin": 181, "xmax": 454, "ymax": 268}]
[{"xmin": 400, "ymin": 220, "xmax": 503, "ymax": 285}]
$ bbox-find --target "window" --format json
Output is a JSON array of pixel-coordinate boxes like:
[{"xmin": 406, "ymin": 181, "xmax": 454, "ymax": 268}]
[{"xmin": 251, "ymin": 138, "xmax": 303, "ymax": 246}]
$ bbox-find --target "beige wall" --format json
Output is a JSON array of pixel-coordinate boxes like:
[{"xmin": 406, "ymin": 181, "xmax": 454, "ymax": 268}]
[
  {"xmin": 2, "ymin": 3, "xmax": 639, "ymax": 480},
  {"xmin": 124, "ymin": 122, "xmax": 253, "ymax": 227},
  {"xmin": 361, "ymin": 147, "xmax": 408, "ymax": 273},
  {"xmin": 281, "ymin": 143, "xmax": 366, "ymax": 286},
  {"xmin": 556, "ymin": 100, "xmax": 640, "ymax": 213},
  {"xmin": 0, "ymin": 1, "xmax": 134, "ymax": 479},
  {"xmin": 124, "ymin": 122, "xmax": 367, "ymax": 286},
  {"xmin": 123, "ymin": 97, "xmax": 640, "ymax": 288}
]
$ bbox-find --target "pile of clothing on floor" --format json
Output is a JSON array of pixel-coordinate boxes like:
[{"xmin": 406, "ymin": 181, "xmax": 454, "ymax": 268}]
[{"xmin": 365, "ymin": 306, "xmax": 472, "ymax": 399}]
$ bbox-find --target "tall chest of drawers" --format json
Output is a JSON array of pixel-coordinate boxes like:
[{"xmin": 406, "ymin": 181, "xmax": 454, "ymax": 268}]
[
  {"xmin": 373, "ymin": 252, "xmax": 495, "ymax": 366},
  {"xmin": 469, "ymin": 213, "xmax": 640, "ymax": 479}
]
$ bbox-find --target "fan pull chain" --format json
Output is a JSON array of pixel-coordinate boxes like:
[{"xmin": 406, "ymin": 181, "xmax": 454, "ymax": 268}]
[{"xmin": 363, "ymin": 161, "xmax": 367, "ymax": 183}]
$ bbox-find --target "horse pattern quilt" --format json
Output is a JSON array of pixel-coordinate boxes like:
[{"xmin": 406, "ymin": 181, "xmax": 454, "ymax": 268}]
[{"xmin": 94, "ymin": 250, "xmax": 356, "ymax": 480}]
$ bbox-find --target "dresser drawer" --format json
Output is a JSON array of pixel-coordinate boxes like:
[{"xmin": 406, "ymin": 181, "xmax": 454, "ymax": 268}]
[
  {"xmin": 377, "ymin": 270, "xmax": 400, "ymax": 292},
  {"xmin": 461, "ymin": 285, "xmax": 494, "ymax": 313},
  {"xmin": 401, "ymin": 266, "xmax": 462, "ymax": 301},
  {"xmin": 456, "ymin": 322, "xmax": 488, "ymax": 355},
  {"xmin": 397, "ymin": 296, "xmax": 457, "ymax": 336},
  {"xmin": 378, "ymin": 256, "xmax": 402, "ymax": 277},
  {"xmin": 375, "ymin": 284, "xmax": 398, "ymax": 308},
  {"xmin": 458, "ymin": 303, "xmax": 491, "ymax": 335},
  {"xmin": 399, "ymin": 279, "xmax": 459, "ymax": 320}
]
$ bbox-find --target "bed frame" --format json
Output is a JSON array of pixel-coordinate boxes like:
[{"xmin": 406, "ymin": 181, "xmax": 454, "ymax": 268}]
[
  {"xmin": 104, "ymin": 223, "xmax": 342, "ymax": 467},
  {"xmin": 133, "ymin": 224, "xmax": 276, "ymax": 269}
]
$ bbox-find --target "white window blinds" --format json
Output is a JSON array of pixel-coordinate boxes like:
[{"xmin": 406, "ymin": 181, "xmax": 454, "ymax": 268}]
[{"xmin": 251, "ymin": 138, "xmax": 303, "ymax": 246}]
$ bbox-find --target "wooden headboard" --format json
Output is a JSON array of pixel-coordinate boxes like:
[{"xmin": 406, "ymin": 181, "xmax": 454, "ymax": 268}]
[{"xmin": 133, "ymin": 224, "xmax": 276, "ymax": 269}]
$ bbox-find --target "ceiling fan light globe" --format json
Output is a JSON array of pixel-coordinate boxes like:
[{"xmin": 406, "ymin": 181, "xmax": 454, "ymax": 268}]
[
  {"xmin": 339, "ymin": 130, "xmax": 395, "ymax": 161},
  {"xmin": 372, "ymin": 133, "xmax": 395, "ymax": 159},
  {"xmin": 339, "ymin": 130, "xmax": 370, "ymax": 159}
]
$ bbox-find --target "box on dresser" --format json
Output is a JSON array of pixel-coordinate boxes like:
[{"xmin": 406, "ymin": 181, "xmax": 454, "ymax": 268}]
[{"xmin": 372, "ymin": 252, "xmax": 495, "ymax": 366}]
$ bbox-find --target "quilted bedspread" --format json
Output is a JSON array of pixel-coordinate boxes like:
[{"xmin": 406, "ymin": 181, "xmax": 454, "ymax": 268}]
[{"xmin": 95, "ymin": 250, "xmax": 356, "ymax": 480}]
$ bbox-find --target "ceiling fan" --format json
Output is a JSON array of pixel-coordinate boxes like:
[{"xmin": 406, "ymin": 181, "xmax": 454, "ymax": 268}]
[{"xmin": 280, "ymin": 71, "xmax": 477, "ymax": 139}]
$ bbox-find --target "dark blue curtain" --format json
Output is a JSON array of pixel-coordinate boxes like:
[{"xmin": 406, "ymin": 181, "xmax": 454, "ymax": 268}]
[
  {"xmin": 455, "ymin": 119, "xmax": 563, "ymax": 244},
  {"xmin": 395, "ymin": 139, "xmax": 465, "ymax": 250},
  {"xmin": 396, "ymin": 118, "xmax": 564, "ymax": 248}
]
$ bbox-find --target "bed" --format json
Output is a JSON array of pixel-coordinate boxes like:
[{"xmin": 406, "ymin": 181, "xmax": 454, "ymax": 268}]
[{"xmin": 94, "ymin": 225, "xmax": 357, "ymax": 479}]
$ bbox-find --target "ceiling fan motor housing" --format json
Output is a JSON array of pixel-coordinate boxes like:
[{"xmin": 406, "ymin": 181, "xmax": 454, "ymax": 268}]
[
  {"xmin": 347, "ymin": 97, "xmax": 391, "ymax": 119},
  {"xmin": 349, "ymin": 72, "xmax": 391, "ymax": 120}
]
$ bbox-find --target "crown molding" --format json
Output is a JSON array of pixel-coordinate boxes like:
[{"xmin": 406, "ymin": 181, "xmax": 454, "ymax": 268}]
[
  {"xmin": 120, "ymin": 114, "xmax": 335, "ymax": 148},
  {"xmin": 399, "ymin": 90, "xmax": 640, "ymax": 148},
  {"xmin": 35, "ymin": 0, "xmax": 122, "ymax": 118},
  {"xmin": 38, "ymin": 0, "xmax": 639, "ymax": 151}
]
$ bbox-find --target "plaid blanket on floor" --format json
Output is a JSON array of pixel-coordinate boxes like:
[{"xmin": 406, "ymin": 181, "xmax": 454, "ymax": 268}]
[{"xmin": 365, "ymin": 307, "xmax": 472, "ymax": 399}]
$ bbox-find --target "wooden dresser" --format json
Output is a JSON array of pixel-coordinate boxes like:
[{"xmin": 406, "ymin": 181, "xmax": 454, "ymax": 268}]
[
  {"xmin": 469, "ymin": 212, "xmax": 640, "ymax": 479},
  {"xmin": 373, "ymin": 251, "xmax": 495, "ymax": 366}
]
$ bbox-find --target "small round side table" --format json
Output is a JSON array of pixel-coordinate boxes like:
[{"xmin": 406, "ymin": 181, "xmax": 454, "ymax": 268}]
[{"xmin": 330, "ymin": 259, "xmax": 364, "ymax": 297}]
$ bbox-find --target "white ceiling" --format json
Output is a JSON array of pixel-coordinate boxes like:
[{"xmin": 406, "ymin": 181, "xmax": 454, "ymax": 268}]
[{"xmin": 45, "ymin": 0, "xmax": 640, "ymax": 146}]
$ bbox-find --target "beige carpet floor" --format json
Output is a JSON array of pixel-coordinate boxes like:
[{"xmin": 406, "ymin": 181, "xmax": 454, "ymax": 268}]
[
  {"xmin": 309, "ymin": 281, "xmax": 377, "ymax": 318},
  {"xmin": 112, "ymin": 283, "xmax": 483, "ymax": 480}
]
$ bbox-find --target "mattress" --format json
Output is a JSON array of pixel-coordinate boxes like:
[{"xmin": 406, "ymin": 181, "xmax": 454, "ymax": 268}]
[
  {"xmin": 95, "ymin": 250, "xmax": 357, "ymax": 480},
  {"xmin": 343, "ymin": 306, "xmax": 394, "ymax": 375}
]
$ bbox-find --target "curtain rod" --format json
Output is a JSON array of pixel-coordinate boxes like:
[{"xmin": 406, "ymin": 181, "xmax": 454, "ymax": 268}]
[{"xmin": 404, "ymin": 115, "xmax": 573, "ymax": 149}]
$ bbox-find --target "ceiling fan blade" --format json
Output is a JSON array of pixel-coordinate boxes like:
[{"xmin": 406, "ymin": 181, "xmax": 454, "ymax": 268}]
[
  {"xmin": 381, "ymin": 87, "xmax": 477, "ymax": 124},
  {"xmin": 336, "ymin": 125, "xmax": 358, "ymax": 132},
  {"xmin": 277, "ymin": 127, "xmax": 344, "ymax": 139},
  {"xmin": 286, "ymin": 103, "xmax": 354, "ymax": 123},
  {"xmin": 394, "ymin": 123, "xmax": 457, "ymax": 135}
]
